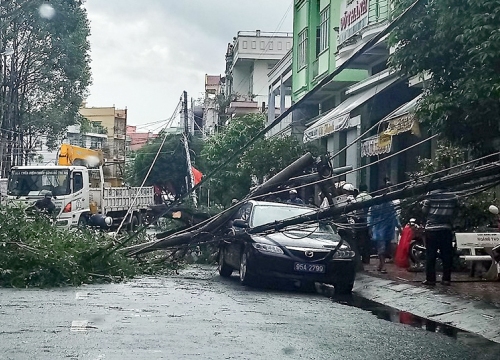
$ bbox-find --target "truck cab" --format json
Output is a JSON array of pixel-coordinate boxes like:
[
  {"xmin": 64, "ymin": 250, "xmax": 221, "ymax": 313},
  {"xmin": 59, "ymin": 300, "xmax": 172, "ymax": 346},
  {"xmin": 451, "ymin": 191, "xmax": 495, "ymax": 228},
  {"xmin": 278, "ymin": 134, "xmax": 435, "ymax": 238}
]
[{"xmin": 6, "ymin": 165, "xmax": 91, "ymax": 228}]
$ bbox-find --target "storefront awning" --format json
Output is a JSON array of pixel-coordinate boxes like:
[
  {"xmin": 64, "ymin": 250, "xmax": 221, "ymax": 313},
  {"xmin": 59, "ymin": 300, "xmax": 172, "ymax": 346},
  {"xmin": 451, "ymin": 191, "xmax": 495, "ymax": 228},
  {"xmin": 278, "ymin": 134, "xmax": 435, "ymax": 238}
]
[
  {"xmin": 303, "ymin": 76, "xmax": 399, "ymax": 143},
  {"xmin": 361, "ymin": 94, "xmax": 423, "ymax": 157},
  {"xmin": 361, "ymin": 134, "xmax": 392, "ymax": 157},
  {"xmin": 383, "ymin": 94, "xmax": 422, "ymax": 136}
]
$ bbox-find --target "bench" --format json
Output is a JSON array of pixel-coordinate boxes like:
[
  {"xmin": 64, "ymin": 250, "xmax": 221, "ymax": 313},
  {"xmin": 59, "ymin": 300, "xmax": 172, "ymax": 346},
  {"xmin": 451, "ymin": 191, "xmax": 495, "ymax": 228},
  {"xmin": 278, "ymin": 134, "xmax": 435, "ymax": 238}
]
[{"xmin": 455, "ymin": 232, "xmax": 500, "ymax": 280}]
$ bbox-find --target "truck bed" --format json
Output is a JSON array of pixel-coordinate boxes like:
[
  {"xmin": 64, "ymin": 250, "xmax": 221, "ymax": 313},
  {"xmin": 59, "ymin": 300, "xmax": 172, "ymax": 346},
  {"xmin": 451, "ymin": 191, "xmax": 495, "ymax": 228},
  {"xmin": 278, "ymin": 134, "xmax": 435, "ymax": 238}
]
[{"xmin": 90, "ymin": 186, "xmax": 155, "ymax": 213}]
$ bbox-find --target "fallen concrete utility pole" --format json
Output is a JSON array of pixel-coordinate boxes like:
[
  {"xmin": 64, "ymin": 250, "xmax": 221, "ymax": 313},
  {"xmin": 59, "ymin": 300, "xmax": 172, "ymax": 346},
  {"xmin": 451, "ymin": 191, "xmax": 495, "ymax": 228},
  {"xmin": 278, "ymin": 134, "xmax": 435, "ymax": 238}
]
[
  {"xmin": 249, "ymin": 161, "xmax": 500, "ymax": 235},
  {"xmin": 124, "ymin": 152, "xmax": 320, "ymax": 256},
  {"xmin": 125, "ymin": 159, "xmax": 500, "ymax": 256}
]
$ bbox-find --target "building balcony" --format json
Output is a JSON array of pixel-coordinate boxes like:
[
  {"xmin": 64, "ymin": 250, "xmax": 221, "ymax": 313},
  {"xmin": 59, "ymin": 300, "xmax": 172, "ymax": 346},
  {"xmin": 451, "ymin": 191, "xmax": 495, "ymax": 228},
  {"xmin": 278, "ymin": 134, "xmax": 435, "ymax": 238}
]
[
  {"xmin": 269, "ymin": 49, "xmax": 293, "ymax": 87},
  {"xmin": 227, "ymin": 99, "xmax": 260, "ymax": 116},
  {"xmin": 231, "ymin": 30, "xmax": 293, "ymax": 67}
]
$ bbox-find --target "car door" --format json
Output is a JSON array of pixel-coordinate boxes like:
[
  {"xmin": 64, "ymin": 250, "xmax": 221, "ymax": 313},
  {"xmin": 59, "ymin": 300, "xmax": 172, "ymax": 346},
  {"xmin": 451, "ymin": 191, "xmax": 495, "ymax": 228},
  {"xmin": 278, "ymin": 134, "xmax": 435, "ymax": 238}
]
[{"xmin": 224, "ymin": 203, "xmax": 253, "ymax": 268}]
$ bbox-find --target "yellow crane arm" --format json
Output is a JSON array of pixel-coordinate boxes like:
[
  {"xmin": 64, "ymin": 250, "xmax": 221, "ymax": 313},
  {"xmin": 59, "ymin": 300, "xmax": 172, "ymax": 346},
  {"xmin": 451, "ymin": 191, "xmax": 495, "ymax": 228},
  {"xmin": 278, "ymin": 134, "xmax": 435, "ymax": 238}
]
[{"xmin": 57, "ymin": 144, "xmax": 104, "ymax": 167}]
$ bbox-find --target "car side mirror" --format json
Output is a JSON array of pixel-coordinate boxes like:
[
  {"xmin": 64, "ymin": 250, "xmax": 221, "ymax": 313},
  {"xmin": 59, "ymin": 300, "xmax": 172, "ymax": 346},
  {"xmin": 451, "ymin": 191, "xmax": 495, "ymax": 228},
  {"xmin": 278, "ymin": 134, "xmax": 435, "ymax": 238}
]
[{"xmin": 232, "ymin": 219, "xmax": 249, "ymax": 229}]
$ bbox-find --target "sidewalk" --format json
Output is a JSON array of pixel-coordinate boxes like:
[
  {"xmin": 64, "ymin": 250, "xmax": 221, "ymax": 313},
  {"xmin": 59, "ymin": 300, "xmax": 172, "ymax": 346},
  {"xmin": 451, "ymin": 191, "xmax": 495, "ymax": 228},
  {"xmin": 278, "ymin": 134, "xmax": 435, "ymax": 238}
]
[
  {"xmin": 363, "ymin": 261, "xmax": 500, "ymax": 308},
  {"xmin": 352, "ymin": 262, "xmax": 500, "ymax": 344}
]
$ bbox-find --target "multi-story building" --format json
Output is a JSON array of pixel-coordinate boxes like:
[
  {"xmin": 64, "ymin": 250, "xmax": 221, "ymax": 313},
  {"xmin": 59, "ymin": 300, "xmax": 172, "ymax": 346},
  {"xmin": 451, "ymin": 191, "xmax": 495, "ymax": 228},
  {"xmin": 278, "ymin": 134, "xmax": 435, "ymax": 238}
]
[
  {"xmin": 267, "ymin": 49, "xmax": 294, "ymax": 138},
  {"xmin": 28, "ymin": 125, "xmax": 108, "ymax": 166},
  {"xmin": 79, "ymin": 105, "xmax": 127, "ymax": 183},
  {"xmin": 203, "ymin": 74, "xmax": 223, "ymax": 134},
  {"xmin": 224, "ymin": 30, "xmax": 293, "ymax": 117},
  {"xmin": 126, "ymin": 125, "xmax": 158, "ymax": 152},
  {"xmin": 288, "ymin": 0, "xmax": 427, "ymax": 189}
]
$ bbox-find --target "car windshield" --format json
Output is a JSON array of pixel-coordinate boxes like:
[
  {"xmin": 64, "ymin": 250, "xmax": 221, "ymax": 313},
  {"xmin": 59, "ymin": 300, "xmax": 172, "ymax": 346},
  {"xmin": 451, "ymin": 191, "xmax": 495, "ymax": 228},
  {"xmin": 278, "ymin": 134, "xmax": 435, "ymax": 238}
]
[
  {"xmin": 7, "ymin": 169, "xmax": 70, "ymax": 196},
  {"xmin": 250, "ymin": 204, "xmax": 320, "ymax": 228}
]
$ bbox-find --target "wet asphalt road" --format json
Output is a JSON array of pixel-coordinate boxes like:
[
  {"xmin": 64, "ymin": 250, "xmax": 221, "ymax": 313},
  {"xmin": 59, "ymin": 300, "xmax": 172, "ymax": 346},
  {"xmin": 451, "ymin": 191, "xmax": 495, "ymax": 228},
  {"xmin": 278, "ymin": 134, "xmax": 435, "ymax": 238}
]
[{"xmin": 0, "ymin": 265, "xmax": 498, "ymax": 360}]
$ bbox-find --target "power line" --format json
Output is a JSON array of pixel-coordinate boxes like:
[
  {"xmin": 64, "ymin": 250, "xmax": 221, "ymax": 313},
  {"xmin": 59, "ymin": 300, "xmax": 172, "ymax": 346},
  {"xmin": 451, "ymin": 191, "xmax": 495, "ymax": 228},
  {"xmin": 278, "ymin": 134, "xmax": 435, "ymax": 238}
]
[{"xmin": 111, "ymin": 96, "xmax": 183, "ymax": 243}]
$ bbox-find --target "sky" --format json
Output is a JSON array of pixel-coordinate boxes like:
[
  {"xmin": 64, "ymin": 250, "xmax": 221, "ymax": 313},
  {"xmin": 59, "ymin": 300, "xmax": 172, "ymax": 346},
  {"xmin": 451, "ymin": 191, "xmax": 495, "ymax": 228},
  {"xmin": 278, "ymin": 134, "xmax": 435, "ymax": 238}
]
[{"xmin": 83, "ymin": 0, "xmax": 293, "ymax": 132}]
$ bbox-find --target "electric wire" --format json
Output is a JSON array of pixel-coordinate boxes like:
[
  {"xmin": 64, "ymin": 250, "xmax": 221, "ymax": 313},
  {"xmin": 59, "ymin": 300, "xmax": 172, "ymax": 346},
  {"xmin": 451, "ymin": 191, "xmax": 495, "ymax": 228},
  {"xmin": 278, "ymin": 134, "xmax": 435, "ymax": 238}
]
[{"xmin": 112, "ymin": 98, "xmax": 182, "ymax": 238}]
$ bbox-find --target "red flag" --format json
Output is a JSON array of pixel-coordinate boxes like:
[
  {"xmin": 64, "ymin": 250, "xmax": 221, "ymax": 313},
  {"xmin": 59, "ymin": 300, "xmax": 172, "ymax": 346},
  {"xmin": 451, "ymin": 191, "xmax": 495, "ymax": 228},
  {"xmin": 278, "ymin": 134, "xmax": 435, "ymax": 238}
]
[{"xmin": 191, "ymin": 166, "xmax": 203, "ymax": 185}]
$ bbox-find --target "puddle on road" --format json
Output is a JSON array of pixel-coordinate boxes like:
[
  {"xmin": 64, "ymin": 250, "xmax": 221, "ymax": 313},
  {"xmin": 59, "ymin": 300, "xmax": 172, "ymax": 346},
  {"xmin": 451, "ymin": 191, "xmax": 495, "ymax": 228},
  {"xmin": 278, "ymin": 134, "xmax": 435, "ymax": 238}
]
[{"xmin": 330, "ymin": 293, "xmax": 500, "ymax": 352}]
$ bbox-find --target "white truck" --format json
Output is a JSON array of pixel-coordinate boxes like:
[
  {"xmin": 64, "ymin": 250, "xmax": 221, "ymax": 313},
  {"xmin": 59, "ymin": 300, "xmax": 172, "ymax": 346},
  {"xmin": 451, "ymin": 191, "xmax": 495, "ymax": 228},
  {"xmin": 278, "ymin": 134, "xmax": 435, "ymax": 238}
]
[
  {"xmin": 0, "ymin": 178, "xmax": 7, "ymax": 205},
  {"xmin": 5, "ymin": 146, "xmax": 155, "ymax": 230}
]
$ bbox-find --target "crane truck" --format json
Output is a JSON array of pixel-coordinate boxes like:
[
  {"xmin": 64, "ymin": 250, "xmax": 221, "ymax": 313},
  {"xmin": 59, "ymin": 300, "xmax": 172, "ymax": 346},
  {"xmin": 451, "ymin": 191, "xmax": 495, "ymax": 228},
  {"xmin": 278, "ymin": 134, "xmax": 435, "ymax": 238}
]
[{"xmin": 5, "ymin": 144, "xmax": 155, "ymax": 230}]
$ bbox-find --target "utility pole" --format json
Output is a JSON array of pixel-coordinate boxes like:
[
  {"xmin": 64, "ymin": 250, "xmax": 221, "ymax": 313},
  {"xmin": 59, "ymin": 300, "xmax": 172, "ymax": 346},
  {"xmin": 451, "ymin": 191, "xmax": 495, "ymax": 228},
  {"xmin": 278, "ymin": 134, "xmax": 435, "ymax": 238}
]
[
  {"xmin": 183, "ymin": 91, "xmax": 188, "ymax": 136},
  {"xmin": 182, "ymin": 91, "xmax": 197, "ymax": 207}
]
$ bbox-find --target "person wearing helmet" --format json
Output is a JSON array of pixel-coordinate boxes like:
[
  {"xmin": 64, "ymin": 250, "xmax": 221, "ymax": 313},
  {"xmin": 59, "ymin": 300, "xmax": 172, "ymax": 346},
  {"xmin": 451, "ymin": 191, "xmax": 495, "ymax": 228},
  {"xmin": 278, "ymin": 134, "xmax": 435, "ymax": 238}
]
[
  {"xmin": 333, "ymin": 183, "xmax": 356, "ymax": 207},
  {"xmin": 287, "ymin": 189, "xmax": 304, "ymax": 205},
  {"xmin": 34, "ymin": 191, "xmax": 56, "ymax": 215}
]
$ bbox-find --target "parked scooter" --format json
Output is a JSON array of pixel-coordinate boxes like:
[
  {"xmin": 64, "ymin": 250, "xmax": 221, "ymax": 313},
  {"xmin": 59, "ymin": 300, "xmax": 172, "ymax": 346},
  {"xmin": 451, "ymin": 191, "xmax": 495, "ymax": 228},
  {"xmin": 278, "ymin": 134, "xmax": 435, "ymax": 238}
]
[{"xmin": 407, "ymin": 219, "xmax": 426, "ymax": 268}]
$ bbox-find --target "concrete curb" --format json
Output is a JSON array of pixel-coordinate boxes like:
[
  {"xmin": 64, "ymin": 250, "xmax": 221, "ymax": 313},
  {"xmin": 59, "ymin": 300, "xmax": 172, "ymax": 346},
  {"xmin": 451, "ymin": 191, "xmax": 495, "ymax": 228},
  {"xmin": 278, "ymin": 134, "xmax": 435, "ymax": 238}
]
[{"xmin": 353, "ymin": 273, "xmax": 500, "ymax": 344}]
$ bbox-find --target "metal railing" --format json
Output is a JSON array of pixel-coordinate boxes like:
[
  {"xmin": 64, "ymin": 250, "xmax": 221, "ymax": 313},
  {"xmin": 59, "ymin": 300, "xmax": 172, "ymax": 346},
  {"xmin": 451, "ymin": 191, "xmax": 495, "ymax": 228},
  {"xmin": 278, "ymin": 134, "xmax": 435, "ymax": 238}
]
[
  {"xmin": 237, "ymin": 30, "xmax": 293, "ymax": 38},
  {"xmin": 368, "ymin": 0, "xmax": 391, "ymax": 24}
]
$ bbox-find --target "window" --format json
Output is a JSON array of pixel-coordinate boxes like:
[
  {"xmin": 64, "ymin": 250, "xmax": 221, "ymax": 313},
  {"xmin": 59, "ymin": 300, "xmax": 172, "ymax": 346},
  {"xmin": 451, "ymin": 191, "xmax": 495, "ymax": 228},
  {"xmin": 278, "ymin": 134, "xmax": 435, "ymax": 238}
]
[
  {"xmin": 319, "ymin": 7, "xmax": 330, "ymax": 53},
  {"xmin": 251, "ymin": 41, "xmax": 256, "ymax": 49},
  {"xmin": 278, "ymin": 41, "xmax": 283, "ymax": 50},
  {"xmin": 243, "ymin": 41, "xmax": 248, "ymax": 49},
  {"xmin": 73, "ymin": 172, "xmax": 83, "ymax": 192},
  {"xmin": 260, "ymin": 41, "xmax": 265, "ymax": 50},
  {"xmin": 298, "ymin": 29, "xmax": 308, "ymax": 69}
]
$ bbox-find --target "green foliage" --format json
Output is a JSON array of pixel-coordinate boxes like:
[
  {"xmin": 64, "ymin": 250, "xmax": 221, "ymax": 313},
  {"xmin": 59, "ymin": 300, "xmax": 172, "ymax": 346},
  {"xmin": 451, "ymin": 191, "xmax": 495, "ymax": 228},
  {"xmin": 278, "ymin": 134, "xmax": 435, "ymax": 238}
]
[
  {"xmin": 79, "ymin": 117, "xmax": 108, "ymax": 135},
  {"xmin": 127, "ymin": 133, "xmax": 204, "ymax": 198},
  {"xmin": 404, "ymin": 141, "xmax": 494, "ymax": 230},
  {"xmin": 389, "ymin": 0, "xmax": 500, "ymax": 152},
  {"xmin": 201, "ymin": 113, "xmax": 311, "ymax": 206},
  {"xmin": 0, "ymin": 0, "xmax": 92, "ymax": 157},
  {"xmin": 0, "ymin": 207, "xmax": 139, "ymax": 288}
]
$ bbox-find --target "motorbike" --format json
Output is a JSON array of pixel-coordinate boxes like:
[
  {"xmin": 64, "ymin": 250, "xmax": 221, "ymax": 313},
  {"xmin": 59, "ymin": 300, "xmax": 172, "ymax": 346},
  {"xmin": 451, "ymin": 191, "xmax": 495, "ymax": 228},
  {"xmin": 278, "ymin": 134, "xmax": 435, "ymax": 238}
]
[{"xmin": 407, "ymin": 219, "xmax": 426, "ymax": 268}]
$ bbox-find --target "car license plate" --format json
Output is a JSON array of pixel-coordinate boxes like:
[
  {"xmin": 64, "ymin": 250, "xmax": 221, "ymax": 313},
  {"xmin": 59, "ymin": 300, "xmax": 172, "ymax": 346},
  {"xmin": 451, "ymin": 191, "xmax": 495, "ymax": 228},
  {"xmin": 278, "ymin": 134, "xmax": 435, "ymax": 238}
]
[{"xmin": 294, "ymin": 262, "xmax": 325, "ymax": 273}]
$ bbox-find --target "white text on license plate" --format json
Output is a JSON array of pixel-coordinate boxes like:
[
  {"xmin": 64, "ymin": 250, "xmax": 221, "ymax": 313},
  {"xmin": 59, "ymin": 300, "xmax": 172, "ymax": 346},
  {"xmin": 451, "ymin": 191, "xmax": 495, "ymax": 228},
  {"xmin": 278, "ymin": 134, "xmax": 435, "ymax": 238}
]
[{"xmin": 294, "ymin": 262, "xmax": 325, "ymax": 273}]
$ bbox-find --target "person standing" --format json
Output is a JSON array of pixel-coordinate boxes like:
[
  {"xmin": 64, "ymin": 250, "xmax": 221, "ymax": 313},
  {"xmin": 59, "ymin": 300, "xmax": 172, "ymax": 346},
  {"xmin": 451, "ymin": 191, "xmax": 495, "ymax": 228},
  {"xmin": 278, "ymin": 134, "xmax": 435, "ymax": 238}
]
[
  {"xmin": 287, "ymin": 189, "xmax": 304, "ymax": 205},
  {"xmin": 368, "ymin": 186, "xmax": 401, "ymax": 273},
  {"xmin": 35, "ymin": 192, "xmax": 56, "ymax": 215},
  {"xmin": 421, "ymin": 189, "xmax": 458, "ymax": 286}
]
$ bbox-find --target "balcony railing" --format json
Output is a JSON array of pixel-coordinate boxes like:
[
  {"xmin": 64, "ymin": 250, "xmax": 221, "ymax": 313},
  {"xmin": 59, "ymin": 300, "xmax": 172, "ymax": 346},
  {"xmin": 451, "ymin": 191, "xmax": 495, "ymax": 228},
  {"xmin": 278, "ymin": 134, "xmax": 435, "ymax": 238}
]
[
  {"xmin": 237, "ymin": 30, "xmax": 293, "ymax": 38},
  {"xmin": 368, "ymin": 0, "xmax": 391, "ymax": 24}
]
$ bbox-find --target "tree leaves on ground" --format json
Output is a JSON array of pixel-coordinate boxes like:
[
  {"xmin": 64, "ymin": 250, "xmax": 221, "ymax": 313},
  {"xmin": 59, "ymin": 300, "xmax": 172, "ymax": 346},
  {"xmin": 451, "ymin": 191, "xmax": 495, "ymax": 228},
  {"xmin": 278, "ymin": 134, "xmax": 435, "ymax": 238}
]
[{"xmin": 0, "ymin": 206, "xmax": 139, "ymax": 288}]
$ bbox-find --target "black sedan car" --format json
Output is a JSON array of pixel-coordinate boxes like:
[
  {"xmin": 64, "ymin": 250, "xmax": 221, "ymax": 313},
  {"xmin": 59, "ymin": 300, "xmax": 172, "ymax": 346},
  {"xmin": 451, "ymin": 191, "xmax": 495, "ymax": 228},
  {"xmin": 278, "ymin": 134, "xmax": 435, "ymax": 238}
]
[{"xmin": 218, "ymin": 200, "xmax": 356, "ymax": 294}]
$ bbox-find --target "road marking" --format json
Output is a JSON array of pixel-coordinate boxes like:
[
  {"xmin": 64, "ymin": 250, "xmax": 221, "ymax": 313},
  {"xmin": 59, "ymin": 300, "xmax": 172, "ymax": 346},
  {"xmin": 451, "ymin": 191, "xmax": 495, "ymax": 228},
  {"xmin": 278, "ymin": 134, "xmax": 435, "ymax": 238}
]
[
  {"xmin": 70, "ymin": 320, "xmax": 97, "ymax": 332},
  {"xmin": 75, "ymin": 292, "xmax": 89, "ymax": 300}
]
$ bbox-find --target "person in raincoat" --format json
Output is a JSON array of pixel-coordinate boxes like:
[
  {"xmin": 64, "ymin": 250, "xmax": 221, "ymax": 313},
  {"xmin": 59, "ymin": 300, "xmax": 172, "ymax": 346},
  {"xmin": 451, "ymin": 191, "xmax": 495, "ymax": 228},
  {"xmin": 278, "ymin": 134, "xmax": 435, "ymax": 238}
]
[{"xmin": 368, "ymin": 185, "xmax": 401, "ymax": 273}]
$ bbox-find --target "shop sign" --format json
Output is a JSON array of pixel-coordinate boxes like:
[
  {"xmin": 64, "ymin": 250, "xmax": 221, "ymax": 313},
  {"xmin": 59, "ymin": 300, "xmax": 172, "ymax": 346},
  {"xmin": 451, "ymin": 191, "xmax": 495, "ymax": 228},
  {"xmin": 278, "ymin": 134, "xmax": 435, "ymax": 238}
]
[
  {"xmin": 384, "ymin": 114, "xmax": 419, "ymax": 136},
  {"xmin": 303, "ymin": 113, "xmax": 351, "ymax": 143},
  {"xmin": 339, "ymin": 0, "xmax": 370, "ymax": 44},
  {"xmin": 361, "ymin": 134, "xmax": 392, "ymax": 157}
]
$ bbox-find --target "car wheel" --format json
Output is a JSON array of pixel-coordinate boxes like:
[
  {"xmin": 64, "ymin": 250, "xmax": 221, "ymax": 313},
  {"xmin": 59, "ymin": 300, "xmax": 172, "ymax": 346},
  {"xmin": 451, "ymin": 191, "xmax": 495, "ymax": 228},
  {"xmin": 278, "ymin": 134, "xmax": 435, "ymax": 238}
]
[
  {"xmin": 129, "ymin": 214, "xmax": 139, "ymax": 231},
  {"xmin": 301, "ymin": 281, "xmax": 317, "ymax": 293},
  {"xmin": 218, "ymin": 249, "xmax": 233, "ymax": 278},
  {"xmin": 239, "ymin": 251, "xmax": 256, "ymax": 286},
  {"xmin": 334, "ymin": 280, "xmax": 354, "ymax": 295},
  {"xmin": 77, "ymin": 215, "xmax": 87, "ymax": 228}
]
